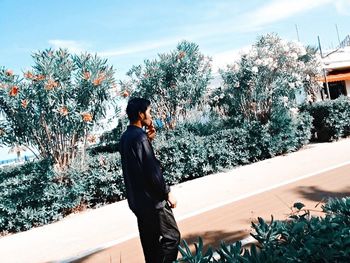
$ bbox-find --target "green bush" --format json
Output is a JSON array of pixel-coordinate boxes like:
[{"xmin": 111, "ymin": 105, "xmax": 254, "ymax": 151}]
[
  {"xmin": 0, "ymin": 159, "xmax": 72, "ymax": 233},
  {"xmin": 154, "ymin": 128, "xmax": 252, "ymax": 185},
  {"xmin": 301, "ymin": 96, "xmax": 350, "ymax": 142},
  {"xmin": 267, "ymin": 107, "xmax": 313, "ymax": 156},
  {"xmin": 0, "ymin": 153, "xmax": 125, "ymax": 235},
  {"xmin": 177, "ymin": 197, "xmax": 350, "ymax": 262},
  {"xmin": 66, "ymin": 153, "xmax": 125, "ymax": 206},
  {"xmin": 154, "ymin": 112, "xmax": 312, "ymax": 186}
]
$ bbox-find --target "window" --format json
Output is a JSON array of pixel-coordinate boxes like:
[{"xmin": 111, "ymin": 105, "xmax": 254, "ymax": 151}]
[{"xmin": 323, "ymin": 80, "xmax": 347, "ymax": 100}]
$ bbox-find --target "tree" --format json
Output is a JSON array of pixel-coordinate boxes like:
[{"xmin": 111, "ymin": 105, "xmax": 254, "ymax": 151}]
[
  {"xmin": 0, "ymin": 49, "xmax": 116, "ymax": 168},
  {"xmin": 120, "ymin": 41, "xmax": 212, "ymax": 128},
  {"xmin": 210, "ymin": 33, "xmax": 322, "ymax": 123}
]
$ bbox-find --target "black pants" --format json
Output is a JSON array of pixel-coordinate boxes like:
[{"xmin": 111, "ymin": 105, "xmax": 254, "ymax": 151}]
[{"xmin": 136, "ymin": 204, "xmax": 181, "ymax": 263}]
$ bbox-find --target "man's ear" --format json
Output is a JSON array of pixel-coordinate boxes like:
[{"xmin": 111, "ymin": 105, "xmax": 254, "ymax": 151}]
[{"xmin": 138, "ymin": 111, "xmax": 145, "ymax": 120}]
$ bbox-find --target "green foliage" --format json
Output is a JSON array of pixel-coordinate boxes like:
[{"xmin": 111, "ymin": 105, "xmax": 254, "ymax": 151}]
[
  {"xmin": 0, "ymin": 153, "xmax": 125, "ymax": 235},
  {"xmin": 267, "ymin": 108, "xmax": 313, "ymax": 156},
  {"xmin": 99, "ymin": 117, "xmax": 127, "ymax": 145},
  {"xmin": 208, "ymin": 34, "xmax": 315, "ymax": 158},
  {"xmin": 0, "ymin": 49, "xmax": 117, "ymax": 167},
  {"xmin": 154, "ymin": 112, "xmax": 311, "ymax": 186},
  {"xmin": 179, "ymin": 111, "xmax": 227, "ymax": 137},
  {"xmin": 178, "ymin": 238, "xmax": 214, "ymax": 263},
  {"xmin": 301, "ymin": 96, "xmax": 350, "ymax": 142},
  {"xmin": 177, "ymin": 197, "xmax": 350, "ymax": 262},
  {"xmin": 120, "ymin": 40, "xmax": 212, "ymax": 126},
  {"xmin": 88, "ymin": 117, "xmax": 128, "ymax": 155},
  {"xmin": 154, "ymin": 128, "xmax": 251, "ymax": 185}
]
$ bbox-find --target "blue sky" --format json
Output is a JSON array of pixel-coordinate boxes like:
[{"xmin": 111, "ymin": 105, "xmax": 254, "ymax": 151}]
[{"xmin": 0, "ymin": 0, "xmax": 350, "ymax": 159}]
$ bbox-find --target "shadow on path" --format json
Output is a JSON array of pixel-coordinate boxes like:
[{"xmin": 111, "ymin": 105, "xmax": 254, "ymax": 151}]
[
  {"xmin": 180, "ymin": 229, "xmax": 248, "ymax": 252},
  {"xmin": 296, "ymin": 186, "xmax": 350, "ymax": 203}
]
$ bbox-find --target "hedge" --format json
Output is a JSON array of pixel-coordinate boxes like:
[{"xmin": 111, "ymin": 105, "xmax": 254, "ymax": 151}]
[
  {"xmin": 301, "ymin": 96, "xmax": 350, "ymax": 142},
  {"xmin": 0, "ymin": 105, "xmax": 317, "ymax": 234},
  {"xmin": 0, "ymin": 154, "xmax": 125, "ymax": 235}
]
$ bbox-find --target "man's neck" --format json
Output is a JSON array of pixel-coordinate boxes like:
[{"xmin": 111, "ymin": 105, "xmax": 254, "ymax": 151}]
[{"xmin": 130, "ymin": 120, "xmax": 142, "ymax": 128}]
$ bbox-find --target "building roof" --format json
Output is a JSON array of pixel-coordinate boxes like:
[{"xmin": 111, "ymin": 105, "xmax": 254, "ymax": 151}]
[
  {"xmin": 323, "ymin": 46, "xmax": 350, "ymax": 70},
  {"xmin": 324, "ymin": 71, "xmax": 350, "ymax": 83}
]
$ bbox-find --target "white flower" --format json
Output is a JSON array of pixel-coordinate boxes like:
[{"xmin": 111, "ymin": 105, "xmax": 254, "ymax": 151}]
[
  {"xmin": 290, "ymin": 107, "xmax": 299, "ymax": 116},
  {"xmin": 252, "ymin": 66, "xmax": 258, "ymax": 73},
  {"xmin": 290, "ymin": 53, "xmax": 298, "ymax": 60},
  {"xmin": 282, "ymin": 96, "xmax": 289, "ymax": 106}
]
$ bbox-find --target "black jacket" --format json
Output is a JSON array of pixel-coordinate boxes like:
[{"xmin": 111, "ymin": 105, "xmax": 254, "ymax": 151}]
[{"xmin": 120, "ymin": 125, "xmax": 170, "ymax": 214}]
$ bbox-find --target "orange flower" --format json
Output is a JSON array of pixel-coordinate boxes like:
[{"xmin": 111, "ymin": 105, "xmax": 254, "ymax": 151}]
[
  {"xmin": 34, "ymin": 74, "xmax": 46, "ymax": 81},
  {"xmin": 122, "ymin": 90, "xmax": 129, "ymax": 98},
  {"xmin": 87, "ymin": 134, "xmax": 96, "ymax": 143},
  {"xmin": 24, "ymin": 71, "xmax": 34, "ymax": 79},
  {"xmin": 59, "ymin": 106, "xmax": 69, "ymax": 116},
  {"xmin": 45, "ymin": 79, "xmax": 58, "ymax": 90},
  {"xmin": 83, "ymin": 71, "xmax": 91, "ymax": 80},
  {"xmin": 82, "ymin": 112, "xmax": 93, "ymax": 122},
  {"xmin": 9, "ymin": 86, "xmax": 19, "ymax": 96},
  {"xmin": 93, "ymin": 72, "xmax": 105, "ymax": 86},
  {"xmin": 5, "ymin": 69, "xmax": 13, "ymax": 76},
  {"xmin": 21, "ymin": 99, "xmax": 28, "ymax": 108},
  {"xmin": 178, "ymin": 51, "xmax": 186, "ymax": 59}
]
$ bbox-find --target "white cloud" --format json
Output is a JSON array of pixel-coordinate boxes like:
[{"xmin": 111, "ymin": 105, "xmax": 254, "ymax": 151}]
[
  {"xmin": 98, "ymin": 37, "xmax": 179, "ymax": 58},
  {"xmin": 335, "ymin": 0, "xmax": 350, "ymax": 15},
  {"xmin": 245, "ymin": 0, "xmax": 333, "ymax": 29},
  {"xmin": 211, "ymin": 45, "xmax": 251, "ymax": 72},
  {"xmin": 48, "ymin": 40, "xmax": 88, "ymax": 54}
]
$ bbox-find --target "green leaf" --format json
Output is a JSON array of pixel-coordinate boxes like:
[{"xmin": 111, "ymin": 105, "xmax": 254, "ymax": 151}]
[{"xmin": 293, "ymin": 202, "xmax": 305, "ymax": 210}]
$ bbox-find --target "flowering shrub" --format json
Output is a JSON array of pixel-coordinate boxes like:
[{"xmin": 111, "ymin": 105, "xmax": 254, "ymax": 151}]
[
  {"xmin": 210, "ymin": 33, "xmax": 321, "ymax": 122},
  {"xmin": 0, "ymin": 49, "xmax": 116, "ymax": 168},
  {"xmin": 120, "ymin": 41, "xmax": 212, "ymax": 127}
]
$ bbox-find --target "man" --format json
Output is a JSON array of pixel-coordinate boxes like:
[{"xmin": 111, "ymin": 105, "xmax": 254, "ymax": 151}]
[{"xmin": 119, "ymin": 98, "xmax": 181, "ymax": 263}]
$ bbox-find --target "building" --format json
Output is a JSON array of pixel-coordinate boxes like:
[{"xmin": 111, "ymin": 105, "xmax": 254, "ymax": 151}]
[{"xmin": 319, "ymin": 35, "xmax": 350, "ymax": 100}]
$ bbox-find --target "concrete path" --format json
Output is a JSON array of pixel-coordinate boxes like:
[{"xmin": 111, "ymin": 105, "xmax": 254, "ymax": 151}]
[{"xmin": 0, "ymin": 138, "xmax": 350, "ymax": 263}]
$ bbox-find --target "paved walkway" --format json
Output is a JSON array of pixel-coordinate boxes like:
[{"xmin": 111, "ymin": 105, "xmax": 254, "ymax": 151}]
[
  {"xmin": 77, "ymin": 164, "xmax": 350, "ymax": 263},
  {"xmin": 0, "ymin": 139, "xmax": 350, "ymax": 263}
]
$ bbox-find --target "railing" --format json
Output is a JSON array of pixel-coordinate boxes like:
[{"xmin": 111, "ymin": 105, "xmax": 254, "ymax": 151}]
[
  {"xmin": 0, "ymin": 158, "xmax": 18, "ymax": 165},
  {"xmin": 338, "ymin": 35, "xmax": 350, "ymax": 49},
  {"xmin": 0, "ymin": 156, "xmax": 35, "ymax": 167}
]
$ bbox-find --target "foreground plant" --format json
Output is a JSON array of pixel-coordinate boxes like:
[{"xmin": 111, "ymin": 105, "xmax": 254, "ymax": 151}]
[{"xmin": 177, "ymin": 197, "xmax": 350, "ymax": 262}]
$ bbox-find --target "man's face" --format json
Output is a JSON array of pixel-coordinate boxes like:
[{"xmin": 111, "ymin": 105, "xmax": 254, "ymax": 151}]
[{"xmin": 140, "ymin": 106, "xmax": 152, "ymax": 127}]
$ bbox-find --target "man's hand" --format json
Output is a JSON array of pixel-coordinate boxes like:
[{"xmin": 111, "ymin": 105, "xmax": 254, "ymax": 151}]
[
  {"xmin": 146, "ymin": 122, "xmax": 156, "ymax": 141},
  {"xmin": 167, "ymin": 191, "xmax": 177, "ymax": 208}
]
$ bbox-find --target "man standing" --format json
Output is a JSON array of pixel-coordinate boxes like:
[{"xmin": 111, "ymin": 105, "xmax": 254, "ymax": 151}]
[{"xmin": 119, "ymin": 98, "xmax": 180, "ymax": 263}]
